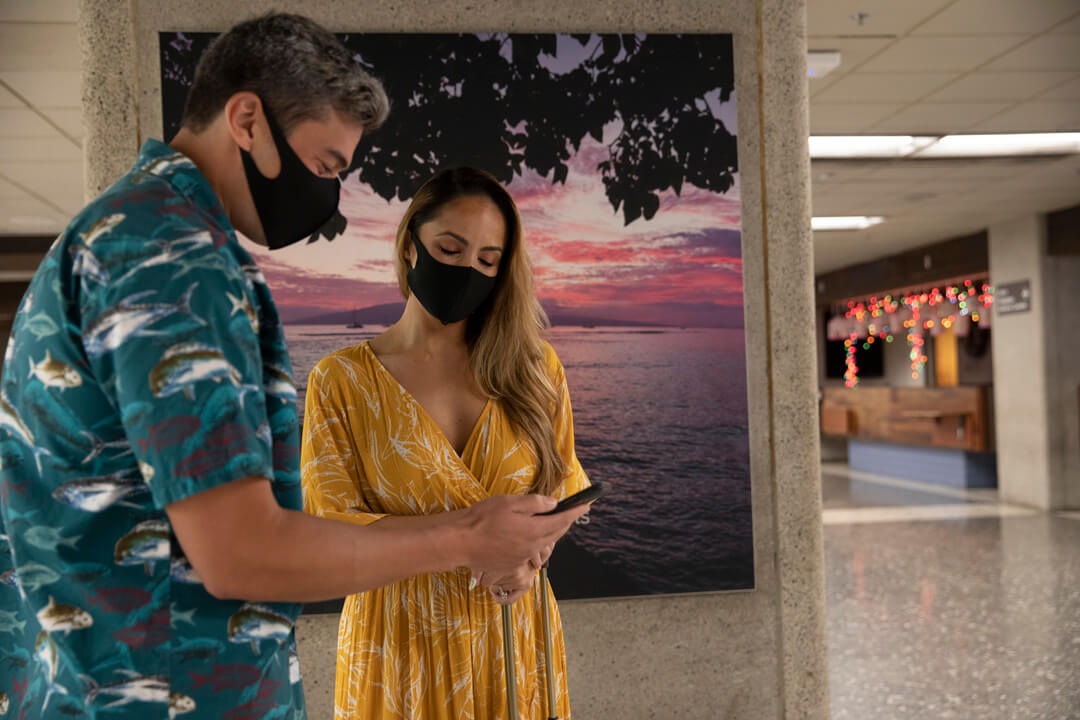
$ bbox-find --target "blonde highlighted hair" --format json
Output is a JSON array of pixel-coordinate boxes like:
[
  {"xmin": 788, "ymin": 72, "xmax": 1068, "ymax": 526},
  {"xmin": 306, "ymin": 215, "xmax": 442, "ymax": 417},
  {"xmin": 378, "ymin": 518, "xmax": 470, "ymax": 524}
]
[{"xmin": 393, "ymin": 168, "xmax": 565, "ymax": 495}]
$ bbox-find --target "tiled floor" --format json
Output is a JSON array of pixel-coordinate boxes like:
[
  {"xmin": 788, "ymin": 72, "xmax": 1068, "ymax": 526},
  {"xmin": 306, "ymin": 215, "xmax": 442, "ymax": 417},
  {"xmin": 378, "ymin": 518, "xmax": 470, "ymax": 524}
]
[{"xmin": 822, "ymin": 464, "xmax": 1080, "ymax": 719}]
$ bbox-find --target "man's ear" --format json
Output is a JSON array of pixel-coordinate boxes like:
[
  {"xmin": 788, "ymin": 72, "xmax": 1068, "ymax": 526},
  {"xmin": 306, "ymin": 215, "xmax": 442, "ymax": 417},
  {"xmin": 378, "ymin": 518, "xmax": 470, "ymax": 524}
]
[{"xmin": 223, "ymin": 91, "xmax": 263, "ymax": 152}]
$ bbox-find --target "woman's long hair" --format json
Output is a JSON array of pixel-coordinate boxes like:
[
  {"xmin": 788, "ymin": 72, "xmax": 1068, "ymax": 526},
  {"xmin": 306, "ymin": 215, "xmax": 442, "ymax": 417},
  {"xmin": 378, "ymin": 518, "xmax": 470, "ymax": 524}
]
[{"xmin": 393, "ymin": 167, "xmax": 565, "ymax": 495}]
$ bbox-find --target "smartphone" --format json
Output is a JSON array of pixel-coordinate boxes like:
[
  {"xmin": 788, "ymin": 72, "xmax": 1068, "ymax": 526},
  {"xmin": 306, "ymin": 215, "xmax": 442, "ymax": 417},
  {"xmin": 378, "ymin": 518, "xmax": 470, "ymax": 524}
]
[{"xmin": 536, "ymin": 481, "xmax": 611, "ymax": 516}]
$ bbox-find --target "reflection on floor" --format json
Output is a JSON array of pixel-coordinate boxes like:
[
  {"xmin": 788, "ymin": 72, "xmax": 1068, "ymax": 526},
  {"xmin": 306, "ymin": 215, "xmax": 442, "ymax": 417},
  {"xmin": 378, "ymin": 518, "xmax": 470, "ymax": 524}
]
[{"xmin": 822, "ymin": 463, "xmax": 1080, "ymax": 719}]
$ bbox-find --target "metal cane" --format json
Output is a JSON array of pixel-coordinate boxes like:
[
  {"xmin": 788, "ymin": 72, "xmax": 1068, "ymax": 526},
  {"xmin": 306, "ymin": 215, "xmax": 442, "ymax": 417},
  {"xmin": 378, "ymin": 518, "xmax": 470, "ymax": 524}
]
[
  {"xmin": 540, "ymin": 565, "xmax": 559, "ymax": 720},
  {"xmin": 501, "ymin": 603, "xmax": 519, "ymax": 720}
]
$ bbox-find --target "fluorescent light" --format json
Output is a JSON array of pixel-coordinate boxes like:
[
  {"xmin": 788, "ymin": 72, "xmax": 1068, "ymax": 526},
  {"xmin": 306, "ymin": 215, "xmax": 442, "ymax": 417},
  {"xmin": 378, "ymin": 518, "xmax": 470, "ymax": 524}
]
[
  {"xmin": 809, "ymin": 132, "xmax": 1080, "ymax": 159},
  {"xmin": 809, "ymin": 136, "xmax": 937, "ymax": 158},
  {"xmin": 807, "ymin": 51, "xmax": 842, "ymax": 78},
  {"xmin": 914, "ymin": 132, "xmax": 1080, "ymax": 157},
  {"xmin": 812, "ymin": 216, "xmax": 884, "ymax": 231}
]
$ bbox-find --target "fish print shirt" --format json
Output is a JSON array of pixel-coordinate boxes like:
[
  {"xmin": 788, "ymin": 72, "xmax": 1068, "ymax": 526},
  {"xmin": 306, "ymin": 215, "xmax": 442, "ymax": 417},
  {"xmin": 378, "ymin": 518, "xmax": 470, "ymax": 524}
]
[{"xmin": 0, "ymin": 139, "xmax": 305, "ymax": 719}]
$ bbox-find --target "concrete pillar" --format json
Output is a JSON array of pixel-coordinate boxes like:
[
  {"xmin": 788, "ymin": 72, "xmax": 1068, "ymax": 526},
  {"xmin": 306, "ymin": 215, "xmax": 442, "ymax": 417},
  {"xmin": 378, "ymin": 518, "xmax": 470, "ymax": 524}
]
[
  {"xmin": 988, "ymin": 214, "xmax": 1079, "ymax": 510},
  {"xmin": 77, "ymin": 1, "xmax": 829, "ymax": 717}
]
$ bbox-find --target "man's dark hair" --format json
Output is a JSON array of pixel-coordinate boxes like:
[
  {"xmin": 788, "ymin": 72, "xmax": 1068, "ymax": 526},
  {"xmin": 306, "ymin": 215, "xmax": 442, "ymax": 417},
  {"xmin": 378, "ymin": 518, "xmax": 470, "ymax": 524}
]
[{"xmin": 181, "ymin": 13, "xmax": 389, "ymax": 135}]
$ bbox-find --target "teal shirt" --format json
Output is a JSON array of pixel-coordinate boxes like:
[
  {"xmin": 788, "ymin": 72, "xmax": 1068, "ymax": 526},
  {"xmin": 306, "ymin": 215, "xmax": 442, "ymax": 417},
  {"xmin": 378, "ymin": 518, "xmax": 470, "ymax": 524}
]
[{"xmin": 0, "ymin": 140, "xmax": 305, "ymax": 719}]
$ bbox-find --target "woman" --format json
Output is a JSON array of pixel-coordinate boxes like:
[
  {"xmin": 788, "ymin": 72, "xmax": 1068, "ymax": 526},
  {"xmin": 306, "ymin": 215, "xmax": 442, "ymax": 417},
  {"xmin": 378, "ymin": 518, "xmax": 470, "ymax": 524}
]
[{"xmin": 301, "ymin": 167, "xmax": 591, "ymax": 719}]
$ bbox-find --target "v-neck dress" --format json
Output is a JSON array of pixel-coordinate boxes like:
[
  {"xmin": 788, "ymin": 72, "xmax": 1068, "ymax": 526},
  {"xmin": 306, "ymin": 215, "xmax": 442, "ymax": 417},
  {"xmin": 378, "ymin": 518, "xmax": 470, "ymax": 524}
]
[{"xmin": 300, "ymin": 341, "xmax": 590, "ymax": 720}]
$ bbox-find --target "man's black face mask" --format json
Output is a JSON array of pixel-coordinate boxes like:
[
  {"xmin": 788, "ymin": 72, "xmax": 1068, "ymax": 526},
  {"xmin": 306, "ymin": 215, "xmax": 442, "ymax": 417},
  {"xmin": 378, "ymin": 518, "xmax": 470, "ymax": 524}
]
[{"xmin": 239, "ymin": 106, "xmax": 347, "ymax": 250}]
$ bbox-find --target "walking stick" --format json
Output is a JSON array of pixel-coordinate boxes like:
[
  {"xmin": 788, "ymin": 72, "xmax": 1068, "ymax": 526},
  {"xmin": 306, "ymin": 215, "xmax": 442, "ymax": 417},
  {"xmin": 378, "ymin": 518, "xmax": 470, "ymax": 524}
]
[
  {"xmin": 540, "ymin": 565, "xmax": 559, "ymax": 720},
  {"xmin": 501, "ymin": 602, "xmax": 518, "ymax": 720}
]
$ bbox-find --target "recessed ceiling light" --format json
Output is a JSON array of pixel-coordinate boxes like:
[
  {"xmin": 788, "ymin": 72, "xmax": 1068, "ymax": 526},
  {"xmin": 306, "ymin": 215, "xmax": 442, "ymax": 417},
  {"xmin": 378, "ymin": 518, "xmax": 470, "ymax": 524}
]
[
  {"xmin": 809, "ymin": 133, "xmax": 1080, "ymax": 159},
  {"xmin": 807, "ymin": 51, "xmax": 842, "ymax": 79},
  {"xmin": 915, "ymin": 133, "xmax": 1080, "ymax": 158},
  {"xmin": 812, "ymin": 216, "xmax": 884, "ymax": 231},
  {"xmin": 809, "ymin": 136, "xmax": 938, "ymax": 158}
]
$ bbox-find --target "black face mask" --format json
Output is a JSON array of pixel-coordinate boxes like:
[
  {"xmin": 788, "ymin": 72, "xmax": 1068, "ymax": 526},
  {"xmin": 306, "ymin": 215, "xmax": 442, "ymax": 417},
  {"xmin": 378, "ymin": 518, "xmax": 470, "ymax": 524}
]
[
  {"xmin": 406, "ymin": 231, "xmax": 497, "ymax": 325},
  {"xmin": 240, "ymin": 107, "xmax": 345, "ymax": 250}
]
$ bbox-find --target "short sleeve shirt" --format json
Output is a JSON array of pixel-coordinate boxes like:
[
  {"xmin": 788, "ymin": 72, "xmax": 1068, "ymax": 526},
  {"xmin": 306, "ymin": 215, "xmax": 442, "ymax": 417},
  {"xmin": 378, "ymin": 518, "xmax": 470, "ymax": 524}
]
[{"xmin": 0, "ymin": 139, "xmax": 305, "ymax": 719}]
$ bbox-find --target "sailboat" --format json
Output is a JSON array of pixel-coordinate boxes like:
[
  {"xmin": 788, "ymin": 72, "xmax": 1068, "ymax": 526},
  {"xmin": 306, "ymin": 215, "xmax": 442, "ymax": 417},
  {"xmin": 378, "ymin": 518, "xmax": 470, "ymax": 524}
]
[{"xmin": 346, "ymin": 308, "xmax": 364, "ymax": 329}]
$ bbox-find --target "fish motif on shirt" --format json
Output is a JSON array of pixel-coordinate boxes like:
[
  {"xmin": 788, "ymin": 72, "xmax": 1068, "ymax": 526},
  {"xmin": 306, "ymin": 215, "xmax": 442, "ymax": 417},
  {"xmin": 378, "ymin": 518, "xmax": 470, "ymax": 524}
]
[
  {"xmin": 227, "ymin": 292, "xmax": 259, "ymax": 335},
  {"xmin": 80, "ymin": 430, "xmax": 134, "ymax": 464},
  {"xmin": 112, "ymin": 232, "xmax": 215, "ymax": 286},
  {"xmin": 27, "ymin": 350, "xmax": 83, "ymax": 391},
  {"xmin": 24, "ymin": 526, "xmax": 82, "ymax": 553},
  {"xmin": 0, "ymin": 390, "xmax": 52, "ymax": 472},
  {"xmin": 0, "ymin": 609, "xmax": 27, "ymax": 634},
  {"xmin": 69, "ymin": 244, "xmax": 110, "ymax": 286},
  {"xmin": 83, "ymin": 283, "xmax": 204, "ymax": 358},
  {"xmin": 79, "ymin": 213, "xmax": 125, "ymax": 245},
  {"xmin": 13, "ymin": 563, "xmax": 61, "ymax": 593},
  {"xmin": 133, "ymin": 152, "xmax": 192, "ymax": 184},
  {"xmin": 35, "ymin": 630, "xmax": 68, "ymax": 710},
  {"xmin": 263, "ymin": 363, "xmax": 297, "ymax": 403},
  {"xmin": 169, "ymin": 691, "xmax": 196, "ymax": 718},
  {"xmin": 227, "ymin": 603, "xmax": 293, "ymax": 654},
  {"xmin": 83, "ymin": 670, "xmax": 168, "ymax": 710},
  {"xmin": 113, "ymin": 520, "xmax": 170, "ymax": 574},
  {"xmin": 36, "ymin": 596, "xmax": 93, "ymax": 634},
  {"xmin": 52, "ymin": 470, "xmax": 147, "ymax": 512},
  {"xmin": 22, "ymin": 311, "xmax": 60, "ymax": 341},
  {"xmin": 169, "ymin": 557, "xmax": 201, "ymax": 585},
  {"xmin": 149, "ymin": 343, "xmax": 242, "ymax": 401}
]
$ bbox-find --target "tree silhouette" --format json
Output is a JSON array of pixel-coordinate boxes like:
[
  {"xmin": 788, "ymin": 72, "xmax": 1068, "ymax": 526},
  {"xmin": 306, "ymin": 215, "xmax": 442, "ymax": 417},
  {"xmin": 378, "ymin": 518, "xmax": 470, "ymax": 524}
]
[{"xmin": 160, "ymin": 32, "xmax": 737, "ymax": 226}]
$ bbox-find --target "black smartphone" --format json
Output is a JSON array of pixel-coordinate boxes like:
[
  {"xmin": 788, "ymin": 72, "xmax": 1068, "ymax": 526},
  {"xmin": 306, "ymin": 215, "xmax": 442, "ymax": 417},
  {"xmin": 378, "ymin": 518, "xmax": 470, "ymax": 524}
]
[{"xmin": 536, "ymin": 481, "xmax": 611, "ymax": 516}]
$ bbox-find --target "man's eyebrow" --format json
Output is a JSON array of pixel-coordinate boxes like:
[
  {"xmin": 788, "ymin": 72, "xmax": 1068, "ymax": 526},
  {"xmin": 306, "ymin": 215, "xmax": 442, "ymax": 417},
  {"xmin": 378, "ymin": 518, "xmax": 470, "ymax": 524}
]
[{"xmin": 326, "ymin": 149, "xmax": 348, "ymax": 170}]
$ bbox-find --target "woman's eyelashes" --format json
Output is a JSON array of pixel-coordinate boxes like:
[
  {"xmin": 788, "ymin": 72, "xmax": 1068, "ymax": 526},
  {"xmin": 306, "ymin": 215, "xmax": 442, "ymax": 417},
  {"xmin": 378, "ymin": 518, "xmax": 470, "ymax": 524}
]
[{"xmin": 438, "ymin": 245, "xmax": 495, "ymax": 268}]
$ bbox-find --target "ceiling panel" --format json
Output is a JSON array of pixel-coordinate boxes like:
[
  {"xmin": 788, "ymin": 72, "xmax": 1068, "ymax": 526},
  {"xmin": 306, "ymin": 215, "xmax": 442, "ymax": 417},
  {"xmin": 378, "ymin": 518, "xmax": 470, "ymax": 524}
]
[
  {"xmin": 985, "ymin": 34, "xmax": 1080, "ymax": 71},
  {"xmin": 1038, "ymin": 75, "xmax": 1080, "ymax": 100},
  {"xmin": 0, "ymin": 70, "xmax": 80, "ymax": 108},
  {"xmin": 1049, "ymin": 13, "xmax": 1080, "ymax": 33},
  {"xmin": 860, "ymin": 35, "xmax": 1027, "ymax": 73},
  {"xmin": 927, "ymin": 71, "xmax": 1077, "ymax": 102},
  {"xmin": 0, "ymin": 137, "xmax": 82, "ymax": 163},
  {"xmin": 814, "ymin": 72, "xmax": 958, "ymax": 103},
  {"xmin": 41, "ymin": 108, "xmax": 83, "ymax": 140},
  {"xmin": 1, "ymin": 161, "xmax": 84, "ymax": 214},
  {"xmin": 809, "ymin": 102, "xmax": 904, "ymax": 133},
  {"xmin": 0, "ymin": 1, "xmax": 78, "ymax": 23},
  {"xmin": 0, "ymin": 83, "xmax": 19, "ymax": 107},
  {"xmin": 806, "ymin": 0, "xmax": 952, "ymax": 37},
  {"xmin": 0, "ymin": 108, "xmax": 64, "ymax": 137},
  {"xmin": 807, "ymin": 37, "xmax": 895, "ymax": 97},
  {"xmin": 0, "ymin": 194, "xmax": 67, "ymax": 234},
  {"xmin": 0, "ymin": 24, "xmax": 80, "ymax": 72},
  {"xmin": 973, "ymin": 100, "xmax": 1080, "ymax": 132},
  {"xmin": 912, "ymin": 0, "xmax": 1080, "ymax": 35},
  {"xmin": 867, "ymin": 102, "xmax": 1012, "ymax": 132},
  {"xmin": 936, "ymin": 157, "xmax": 1061, "ymax": 180}
]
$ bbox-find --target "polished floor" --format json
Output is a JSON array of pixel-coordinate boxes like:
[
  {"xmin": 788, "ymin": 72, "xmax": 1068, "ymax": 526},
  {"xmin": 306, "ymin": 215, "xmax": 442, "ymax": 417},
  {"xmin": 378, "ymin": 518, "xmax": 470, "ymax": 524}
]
[{"xmin": 822, "ymin": 463, "xmax": 1080, "ymax": 719}]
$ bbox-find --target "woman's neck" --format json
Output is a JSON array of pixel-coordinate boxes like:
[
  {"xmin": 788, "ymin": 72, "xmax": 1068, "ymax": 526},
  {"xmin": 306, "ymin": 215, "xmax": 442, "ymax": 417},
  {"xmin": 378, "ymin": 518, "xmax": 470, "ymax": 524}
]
[{"xmin": 386, "ymin": 297, "xmax": 469, "ymax": 360}]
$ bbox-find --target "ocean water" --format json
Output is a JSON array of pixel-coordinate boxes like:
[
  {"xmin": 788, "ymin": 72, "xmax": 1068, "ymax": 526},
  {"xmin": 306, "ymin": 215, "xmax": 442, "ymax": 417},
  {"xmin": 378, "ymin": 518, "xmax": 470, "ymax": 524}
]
[{"xmin": 284, "ymin": 324, "xmax": 754, "ymax": 597}]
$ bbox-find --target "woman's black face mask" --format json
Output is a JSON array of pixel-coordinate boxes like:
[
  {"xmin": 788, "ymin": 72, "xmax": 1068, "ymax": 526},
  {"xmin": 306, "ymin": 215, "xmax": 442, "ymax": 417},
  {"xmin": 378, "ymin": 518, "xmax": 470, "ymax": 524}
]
[
  {"xmin": 406, "ymin": 230, "xmax": 497, "ymax": 325},
  {"xmin": 239, "ymin": 106, "xmax": 345, "ymax": 250}
]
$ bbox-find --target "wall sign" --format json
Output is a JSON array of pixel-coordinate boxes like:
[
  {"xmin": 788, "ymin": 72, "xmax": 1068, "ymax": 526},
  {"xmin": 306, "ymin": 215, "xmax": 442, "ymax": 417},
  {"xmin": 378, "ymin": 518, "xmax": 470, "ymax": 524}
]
[{"xmin": 994, "ymin": 280, "xmax": 1031, "ymax": 315}]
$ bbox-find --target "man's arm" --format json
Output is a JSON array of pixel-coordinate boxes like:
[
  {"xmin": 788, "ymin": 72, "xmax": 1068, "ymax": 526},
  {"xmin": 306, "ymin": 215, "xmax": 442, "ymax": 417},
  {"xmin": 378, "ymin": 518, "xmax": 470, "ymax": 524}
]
[{"xmin": 167, "ymin": 476, "xmax": 586, "ymax": 602}]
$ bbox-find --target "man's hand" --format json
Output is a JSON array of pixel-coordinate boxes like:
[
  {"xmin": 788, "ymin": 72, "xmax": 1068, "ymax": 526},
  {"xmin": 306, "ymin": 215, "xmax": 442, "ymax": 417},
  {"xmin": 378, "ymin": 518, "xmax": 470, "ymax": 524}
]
[{"xmin": 456, "ymin": 495, "xmax": 587, "ymax": 602}]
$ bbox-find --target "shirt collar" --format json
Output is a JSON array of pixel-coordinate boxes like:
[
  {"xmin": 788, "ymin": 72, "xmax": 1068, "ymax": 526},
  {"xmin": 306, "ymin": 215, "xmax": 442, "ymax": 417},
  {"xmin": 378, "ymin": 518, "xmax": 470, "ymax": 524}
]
[{"xmin": 131, "ymin": 138, "xmax": 231, "ymax": 225}]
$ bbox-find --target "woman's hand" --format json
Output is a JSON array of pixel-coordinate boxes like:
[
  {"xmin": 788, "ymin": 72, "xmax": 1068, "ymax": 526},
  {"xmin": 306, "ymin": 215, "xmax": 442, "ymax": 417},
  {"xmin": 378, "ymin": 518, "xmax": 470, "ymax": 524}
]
[{"xmin": 469, "ymin": 540, "xmax": 553, "ymax": 604}]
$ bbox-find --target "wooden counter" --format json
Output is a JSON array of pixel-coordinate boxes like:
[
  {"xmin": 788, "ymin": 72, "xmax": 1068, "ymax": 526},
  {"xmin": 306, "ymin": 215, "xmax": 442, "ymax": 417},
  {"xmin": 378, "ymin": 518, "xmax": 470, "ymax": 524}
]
[{"xmin": 821, "ymin": 386, "xmax": 994, "ymax": 453}]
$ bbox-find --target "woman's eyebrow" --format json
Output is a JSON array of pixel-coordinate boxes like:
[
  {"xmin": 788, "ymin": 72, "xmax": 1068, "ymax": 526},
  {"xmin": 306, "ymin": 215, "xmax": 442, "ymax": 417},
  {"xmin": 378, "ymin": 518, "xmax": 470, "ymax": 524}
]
[{"xmin": 437, "ymin": 230, "xmax": 503, "ymax": 253}]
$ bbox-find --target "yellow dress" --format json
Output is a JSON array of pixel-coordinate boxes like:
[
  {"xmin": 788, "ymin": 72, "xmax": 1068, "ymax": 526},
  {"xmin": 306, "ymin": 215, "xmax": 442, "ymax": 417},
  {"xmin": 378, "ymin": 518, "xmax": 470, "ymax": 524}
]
[{"xmin": 301, "ymin": 340, "xmax": 590, "ymax": 720}]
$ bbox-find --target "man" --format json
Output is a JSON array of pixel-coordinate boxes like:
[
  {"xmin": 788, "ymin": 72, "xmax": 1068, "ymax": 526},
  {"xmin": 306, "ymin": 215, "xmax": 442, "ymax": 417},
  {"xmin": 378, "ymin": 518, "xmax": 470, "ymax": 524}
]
[{"xmin": 0, "ymin": 13, "xmax": 584, "ymax": 719}]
